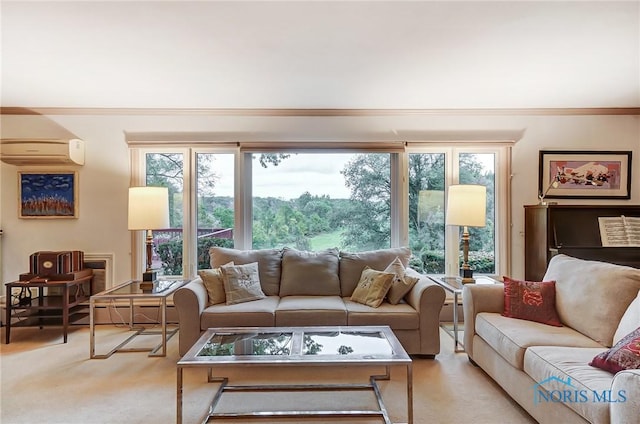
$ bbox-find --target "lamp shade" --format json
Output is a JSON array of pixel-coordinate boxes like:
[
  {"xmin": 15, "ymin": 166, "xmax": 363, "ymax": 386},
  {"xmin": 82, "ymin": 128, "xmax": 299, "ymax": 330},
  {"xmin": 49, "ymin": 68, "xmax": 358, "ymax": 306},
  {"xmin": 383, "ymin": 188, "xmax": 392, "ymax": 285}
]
[
  {"xmin": 445, "ymin": 184, "xmax": 487, "ymax": 227},
  {"xmin": 128, "ymin": 186, "xmax": 170, "ymax": 230}
]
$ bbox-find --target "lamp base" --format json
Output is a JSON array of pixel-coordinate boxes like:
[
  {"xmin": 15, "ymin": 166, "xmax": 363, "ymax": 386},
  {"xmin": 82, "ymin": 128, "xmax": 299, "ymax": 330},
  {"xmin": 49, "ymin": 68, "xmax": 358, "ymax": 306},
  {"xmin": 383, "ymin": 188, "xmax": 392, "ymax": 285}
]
[
  {"xmin": 460, "ymin": 267, "xmax": 475, "ymax": 284},
  {"xmin": 143, "ymin": 270, "xmax": 157, "ymax": 281},
  {"xmin": 140, "ymin": 271, "xmax": 157, "ymax": 292}
]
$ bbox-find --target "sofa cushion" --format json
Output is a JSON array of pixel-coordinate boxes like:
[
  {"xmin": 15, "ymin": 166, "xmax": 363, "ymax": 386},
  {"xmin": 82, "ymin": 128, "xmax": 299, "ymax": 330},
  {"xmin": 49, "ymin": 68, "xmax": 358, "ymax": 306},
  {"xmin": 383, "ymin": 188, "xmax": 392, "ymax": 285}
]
[
  {"xmin": 344, "ymin": 298, "xmax": 419, "ymax": 330},
  {"xmin": 543, "ymin": 254, "xmax": 640, "ymax": 347},
  {"xmin": 614, "ymin": 289, "xmax": 640, "ymax": 344},
  {"xmin": 524, "ymin": 346, "xmax": 614, "ymax": 424},
  {"xmin": 476, "ymin": 312, "xmax": 603, "ymax": 369},
  {"xmin": 502, "ymin": 276, "xmax": 562, "ymax": 327},
  {"xmin": 590, "ymin": 326, "xmax": 640, "ymax": 373},
  {"xmin": 210, "ymin": 247, "xmax": 283, "ymax": 296},
  {"xmin": 279, "ymin": 248, "xmax": 340, "ymax": 296},
  {"xmin": 350, "ymin": 267, "xmax": 394, "ymax": 308},
  {"xmin": 221, "ymin": 262, "xmax": 266, "ymax": 305},
  {"xmin": 384, "ymin": 257, "xmax": 419, "ymax": 305},
  {"xmin": 275, "ymin": 296, "xmax": 347, "ymax": 326},
  {"xmin": 200, "ymin": 296, "xmax": 279, "ymax": 329},
  {"xmin": 339, "ymin": 247, "xmax": 411, "ymax": 297}
]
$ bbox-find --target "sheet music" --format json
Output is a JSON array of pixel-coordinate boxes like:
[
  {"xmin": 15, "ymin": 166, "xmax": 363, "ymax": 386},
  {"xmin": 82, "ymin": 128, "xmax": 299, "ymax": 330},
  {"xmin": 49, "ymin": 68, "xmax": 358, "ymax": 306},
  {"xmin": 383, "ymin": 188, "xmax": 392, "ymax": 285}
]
[{"xmin": 598, "ymin": 216, "xmax": 640, "ymax": 247}]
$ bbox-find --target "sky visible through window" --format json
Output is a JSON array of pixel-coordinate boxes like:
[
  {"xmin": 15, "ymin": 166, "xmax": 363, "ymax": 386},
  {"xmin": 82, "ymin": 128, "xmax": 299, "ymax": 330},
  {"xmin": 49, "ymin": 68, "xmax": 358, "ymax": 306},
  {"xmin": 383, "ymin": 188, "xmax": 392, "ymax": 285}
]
[
  {"xmin": 212, "ymin": 153, "xmax": 354, "ymax": 200},
  {"xmin": 211, "ymin": 152, "xmax": 494, "ymax": 200}
]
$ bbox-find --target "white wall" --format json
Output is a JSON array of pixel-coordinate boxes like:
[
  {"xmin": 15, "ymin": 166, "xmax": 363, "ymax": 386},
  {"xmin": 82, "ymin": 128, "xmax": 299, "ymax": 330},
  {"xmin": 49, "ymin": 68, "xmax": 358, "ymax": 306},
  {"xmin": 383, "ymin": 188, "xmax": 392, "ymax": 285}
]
[{"xmin": 1, "ymin": 112, "xmax": 639, "ymax": 290}]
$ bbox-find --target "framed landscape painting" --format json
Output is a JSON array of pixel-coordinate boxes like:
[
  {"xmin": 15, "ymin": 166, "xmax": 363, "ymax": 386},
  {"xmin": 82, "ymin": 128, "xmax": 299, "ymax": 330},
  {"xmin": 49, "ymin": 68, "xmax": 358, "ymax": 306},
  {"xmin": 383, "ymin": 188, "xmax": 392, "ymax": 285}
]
[
  {"xmin": 19, "ymin": 171, "xmax": 79, "ymax": 218},
  {"xmin": 538, "ymin": 150, "xmax": 632, "ymax": 200}
]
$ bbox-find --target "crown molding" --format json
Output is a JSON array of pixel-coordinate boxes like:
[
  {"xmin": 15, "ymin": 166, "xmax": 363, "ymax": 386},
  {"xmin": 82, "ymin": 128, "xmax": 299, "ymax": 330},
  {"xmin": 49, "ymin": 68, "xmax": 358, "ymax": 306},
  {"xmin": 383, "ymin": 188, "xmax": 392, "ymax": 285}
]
[{"xmin": 1, "ymin": 107, "xmax": 639, "ymax": 116}]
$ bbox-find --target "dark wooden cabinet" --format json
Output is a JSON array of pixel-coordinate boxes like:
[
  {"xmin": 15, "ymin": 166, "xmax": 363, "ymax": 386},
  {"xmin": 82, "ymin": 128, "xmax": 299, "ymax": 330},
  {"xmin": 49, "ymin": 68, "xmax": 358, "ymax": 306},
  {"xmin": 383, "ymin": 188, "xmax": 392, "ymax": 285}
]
[{"xmin": 524, "ymin": 205, "xmax": 640, "ymax": 281}]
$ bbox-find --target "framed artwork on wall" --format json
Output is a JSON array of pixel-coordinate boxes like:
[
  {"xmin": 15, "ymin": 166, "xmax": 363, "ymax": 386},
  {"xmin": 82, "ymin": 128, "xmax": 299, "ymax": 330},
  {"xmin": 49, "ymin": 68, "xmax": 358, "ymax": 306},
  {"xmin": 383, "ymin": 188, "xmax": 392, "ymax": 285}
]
[
  {"xmin": 19, "ymin": 171, "xmax": 79, "ymax": 218},
  {"xmin": 538, "ymin": 150, "xmax": 632, "ymax": 200}
]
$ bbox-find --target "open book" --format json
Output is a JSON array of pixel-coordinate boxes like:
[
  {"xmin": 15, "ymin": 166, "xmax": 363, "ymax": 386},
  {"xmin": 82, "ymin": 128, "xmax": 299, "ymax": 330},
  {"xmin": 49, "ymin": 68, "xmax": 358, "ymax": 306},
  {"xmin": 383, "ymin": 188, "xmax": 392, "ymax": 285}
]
[{"xmin": 598, "ymin": 216, "xmax": 640, "ymax": 247}]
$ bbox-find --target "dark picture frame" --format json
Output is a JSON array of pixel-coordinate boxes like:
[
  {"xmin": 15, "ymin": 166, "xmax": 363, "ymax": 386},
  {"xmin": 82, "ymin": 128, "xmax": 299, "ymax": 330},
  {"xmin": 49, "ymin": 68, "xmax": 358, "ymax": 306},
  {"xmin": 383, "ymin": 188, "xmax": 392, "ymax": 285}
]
[
  {"xmin": 19, "ymin": 171, "xmax": 79, "ymax": 218},
  {"xmin": 538, "ymin": 150, "xmax": 632, "ymax": 200}
]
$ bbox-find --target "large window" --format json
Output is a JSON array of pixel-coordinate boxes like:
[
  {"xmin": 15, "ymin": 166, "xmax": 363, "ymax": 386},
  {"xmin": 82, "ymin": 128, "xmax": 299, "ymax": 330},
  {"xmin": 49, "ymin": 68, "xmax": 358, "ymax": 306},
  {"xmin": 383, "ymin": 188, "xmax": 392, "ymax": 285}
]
[
  {"xmin": 145, "ymin": 152, "xmax": 184, "ymax": 277},
  {"xmin": 131, "ymin": 143, "xmax": 510, "ymax": 278},
  {"xmin": 408, "ymin": 148, "xmax": 498, "ymax": 276},
  {"xmin": 195, "ymin": 153, "xmax": 235, "ymax": 268},
  {"xmin": 251, "ymin": 152, "xmax": 391, "ymax": 251}
]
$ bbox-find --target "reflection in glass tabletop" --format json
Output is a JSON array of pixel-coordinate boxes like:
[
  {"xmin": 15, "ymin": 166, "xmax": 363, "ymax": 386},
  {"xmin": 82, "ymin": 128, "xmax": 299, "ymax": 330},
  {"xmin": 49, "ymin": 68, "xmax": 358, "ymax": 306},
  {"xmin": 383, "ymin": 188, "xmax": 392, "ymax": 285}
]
[
  {"xmin": 198, "ymin": 332, "xmax": 293, "ymax": 357},
  {"xmin": 303, "ymin": 331, "xmax": 392, "ymax": 356}
]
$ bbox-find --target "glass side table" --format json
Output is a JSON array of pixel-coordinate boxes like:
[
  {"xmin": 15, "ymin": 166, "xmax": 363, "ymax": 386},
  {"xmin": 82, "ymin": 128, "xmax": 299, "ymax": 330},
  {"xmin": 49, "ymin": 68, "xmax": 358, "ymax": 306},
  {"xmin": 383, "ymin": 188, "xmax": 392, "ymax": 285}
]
[
  {"xmin": 89, "ymin": 278, "xmax": 190, "ymax": 358},
  {"xmin": 428, "ymin": 275, "xmax": 501, "ymax": 352}
]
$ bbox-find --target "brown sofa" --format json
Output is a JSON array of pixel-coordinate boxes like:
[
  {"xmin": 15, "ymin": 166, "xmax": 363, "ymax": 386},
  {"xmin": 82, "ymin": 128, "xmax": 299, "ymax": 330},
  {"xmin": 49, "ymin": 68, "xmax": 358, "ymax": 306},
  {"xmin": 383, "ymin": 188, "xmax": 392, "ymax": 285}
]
[
  {"xmin": 463, "ymin": 255, "xmax": 640, "ymax": 424},
  {"xmin": 174, "ymin": 246, "xmax": 446, "ymax": 357}
]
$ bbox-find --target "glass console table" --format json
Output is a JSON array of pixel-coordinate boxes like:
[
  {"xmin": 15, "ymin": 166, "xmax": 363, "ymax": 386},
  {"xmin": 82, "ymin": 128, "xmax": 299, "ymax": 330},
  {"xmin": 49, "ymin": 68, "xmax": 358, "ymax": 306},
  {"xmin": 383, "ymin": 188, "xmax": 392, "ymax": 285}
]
[
  {"xmin": 89, "ymin": 279, "xmax": 189, "ymax": 358},
  {"xmin": 429, "ymin": 275, "xmax": 501, "ymax": 352}
]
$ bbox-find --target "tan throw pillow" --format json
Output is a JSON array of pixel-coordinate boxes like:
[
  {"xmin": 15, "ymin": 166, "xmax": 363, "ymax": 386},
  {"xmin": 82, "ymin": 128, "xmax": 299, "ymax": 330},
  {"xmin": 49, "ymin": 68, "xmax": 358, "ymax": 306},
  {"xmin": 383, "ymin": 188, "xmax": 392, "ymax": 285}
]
[
  {"xmin": 339, "ymin": 247, "xmax": 412, "ymax": 296},
  {"xmin": 350, "ymin": 267, "xmax": 395, "ymax": 308},
  {"xmin": 198, "ymin": 261, "xmax": 234, "ymax": 306},
  {"xmin": 198, "ymin": 269, "xmax": 225, "ymax": 306},
  {"xmin": 384, "ymin": 256, "xmax": 420, "ymax": 305},
  {"xmin": 221, "ymin": 262, "xmax": 266, "ymax": 305}
]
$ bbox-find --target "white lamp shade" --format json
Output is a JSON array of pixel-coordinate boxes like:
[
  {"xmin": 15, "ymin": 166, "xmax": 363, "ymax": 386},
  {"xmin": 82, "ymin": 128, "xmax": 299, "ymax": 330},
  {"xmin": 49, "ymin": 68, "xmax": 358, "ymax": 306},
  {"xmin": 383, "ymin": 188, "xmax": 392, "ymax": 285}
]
[
  {"xmin": 128, "ymin": 186, "xmax": 170, "ymax": 230},
  {"xmin": 446, "ymin": 184, "xmax": 487, "ymax": 227}
]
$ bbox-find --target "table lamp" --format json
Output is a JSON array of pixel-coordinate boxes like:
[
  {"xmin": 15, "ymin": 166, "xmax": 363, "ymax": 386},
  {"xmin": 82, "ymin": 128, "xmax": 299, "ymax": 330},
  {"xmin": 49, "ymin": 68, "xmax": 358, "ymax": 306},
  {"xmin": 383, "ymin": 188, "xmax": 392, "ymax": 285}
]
[
  {"xmin": 446, "ymin": 184, "xmax": 487, "ymax": 284},
  {"xmin": 538, "ymin": 175, "xmax": 560, "ymax": 205},
  {"xmin": 128, "ymin": 186, "xmax": 170, "ymax": 291}
]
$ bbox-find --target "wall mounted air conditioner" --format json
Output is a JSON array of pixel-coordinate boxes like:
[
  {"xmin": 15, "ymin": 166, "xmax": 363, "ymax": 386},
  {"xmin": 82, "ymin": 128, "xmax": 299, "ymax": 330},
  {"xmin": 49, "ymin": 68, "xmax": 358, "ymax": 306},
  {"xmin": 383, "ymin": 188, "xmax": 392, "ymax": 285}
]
[{"xmin": 0, "ymin": 139, "xmax": 85, "ymax": 166}]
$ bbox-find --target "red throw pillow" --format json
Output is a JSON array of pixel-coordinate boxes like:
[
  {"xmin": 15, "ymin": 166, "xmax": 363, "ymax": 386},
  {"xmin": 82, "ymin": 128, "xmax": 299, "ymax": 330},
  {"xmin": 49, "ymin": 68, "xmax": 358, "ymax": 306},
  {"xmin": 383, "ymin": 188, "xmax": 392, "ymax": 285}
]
[
  {"xmin": 590, "ymin": 327, "xmax": 640, "ymax": 373},
  {"xmin": 502, "ymin": 276, "xmax": 562, "ymax": 327}
]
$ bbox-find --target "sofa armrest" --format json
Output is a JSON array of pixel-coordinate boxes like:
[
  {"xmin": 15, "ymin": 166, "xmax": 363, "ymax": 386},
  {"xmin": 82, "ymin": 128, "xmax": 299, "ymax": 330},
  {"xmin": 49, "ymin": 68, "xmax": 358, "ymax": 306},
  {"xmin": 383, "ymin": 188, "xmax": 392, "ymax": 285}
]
[
  {"xmin": 173, "ymin": 277, "xmax": 207, "ymax": 356},
  {"xmin": 611, "ymin": 369, "xmax": 640, "ymax": 424},
  {"xmin": 405, "ymin": 268, "xmax": 446, "ymax": 355},
  {"xmin": 462, "ymin": 283, "xmax": 504, "ymax": 359}
]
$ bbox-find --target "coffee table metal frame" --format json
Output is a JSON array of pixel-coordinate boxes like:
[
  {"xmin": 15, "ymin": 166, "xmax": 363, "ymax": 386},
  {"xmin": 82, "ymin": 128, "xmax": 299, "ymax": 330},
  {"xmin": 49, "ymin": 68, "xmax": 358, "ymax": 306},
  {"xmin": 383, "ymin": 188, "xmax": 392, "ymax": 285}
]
[
  {"xmin": 177, "ymin": 325, "xmax": 413, "ymax": 424},
  {"xmin": 89, "ymin": 279, "xmax": 189, "ymax": 358}
]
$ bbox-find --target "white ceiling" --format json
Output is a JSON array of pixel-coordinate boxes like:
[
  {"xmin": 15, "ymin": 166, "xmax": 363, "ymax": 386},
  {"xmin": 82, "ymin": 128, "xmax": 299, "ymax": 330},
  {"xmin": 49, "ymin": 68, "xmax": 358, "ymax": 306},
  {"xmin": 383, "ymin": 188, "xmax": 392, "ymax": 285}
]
[{"xmin": 2, "ymin": 1, "xmax": 639, "ymax": 109}]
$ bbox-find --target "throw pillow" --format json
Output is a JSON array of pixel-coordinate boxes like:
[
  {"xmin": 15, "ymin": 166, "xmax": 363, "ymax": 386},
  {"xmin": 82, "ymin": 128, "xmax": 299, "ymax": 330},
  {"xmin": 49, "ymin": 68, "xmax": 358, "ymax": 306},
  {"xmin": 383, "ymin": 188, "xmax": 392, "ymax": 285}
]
[
  {"xmin": 590, "ymin": 326, "xmax": 640, "ymax": 373},
  {"xmin": 210, "ymin": 247, "xmax": 283, "ymax": 296},
  {"xmin": 198, "ymin": 262, "xmax": 233, "ymax": 306},
  {"xmin": 220, "ymin": 262, "xmax": 266, "ymax": 305},
  {"xmin": 384, "ymin": 256, "xmax": 420, "ymax": 305},
  {"xmin": 502, "ymin": 276, "xmax": 562, "ymax": 327},
  {"xmin": 613, "ymin": 289, "xmax": 640, "ymax": 345},
  {"xmin": 339, "ymin": 247, "xmax": 412, "ymax": 296},
  {"xmin": 350, "ymin": 266, "xmax": 395, "ymax": 308}
]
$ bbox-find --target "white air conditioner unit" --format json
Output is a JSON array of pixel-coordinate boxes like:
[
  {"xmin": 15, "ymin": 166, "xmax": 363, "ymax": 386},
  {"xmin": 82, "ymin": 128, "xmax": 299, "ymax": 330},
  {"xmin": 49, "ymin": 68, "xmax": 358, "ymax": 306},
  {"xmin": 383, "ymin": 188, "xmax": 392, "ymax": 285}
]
[{"xmin": 0, "ymin": 139, "xmax": 85, "ymax": 166}]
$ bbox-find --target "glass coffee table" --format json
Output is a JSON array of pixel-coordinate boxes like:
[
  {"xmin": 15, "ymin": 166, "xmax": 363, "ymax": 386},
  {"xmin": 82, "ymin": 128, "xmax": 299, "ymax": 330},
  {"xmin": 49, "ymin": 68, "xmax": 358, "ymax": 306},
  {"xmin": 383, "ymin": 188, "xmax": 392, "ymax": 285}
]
[{"xmin": 177, "ymin": 325, "xmax": 413, "ymax": 424}]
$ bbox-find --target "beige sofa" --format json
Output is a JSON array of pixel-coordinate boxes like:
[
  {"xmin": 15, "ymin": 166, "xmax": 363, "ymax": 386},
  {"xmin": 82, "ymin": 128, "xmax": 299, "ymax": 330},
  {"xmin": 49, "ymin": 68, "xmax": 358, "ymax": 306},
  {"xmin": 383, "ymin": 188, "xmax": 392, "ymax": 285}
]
[
  {"xmin": 174, "ymin": 246, "xmax": 446, "ymax": 357},
  {"xmin": 463, "ymin": 254, "xmax": 640, "ymax": 424}
]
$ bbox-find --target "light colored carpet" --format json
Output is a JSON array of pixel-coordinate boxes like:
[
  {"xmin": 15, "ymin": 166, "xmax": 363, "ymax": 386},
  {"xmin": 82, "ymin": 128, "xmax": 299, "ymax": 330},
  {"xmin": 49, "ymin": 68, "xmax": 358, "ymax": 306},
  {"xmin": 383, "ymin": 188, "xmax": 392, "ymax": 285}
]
[{"xmin": 0, "ymin": 325, "xmax": 536, "ymax": 424}]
